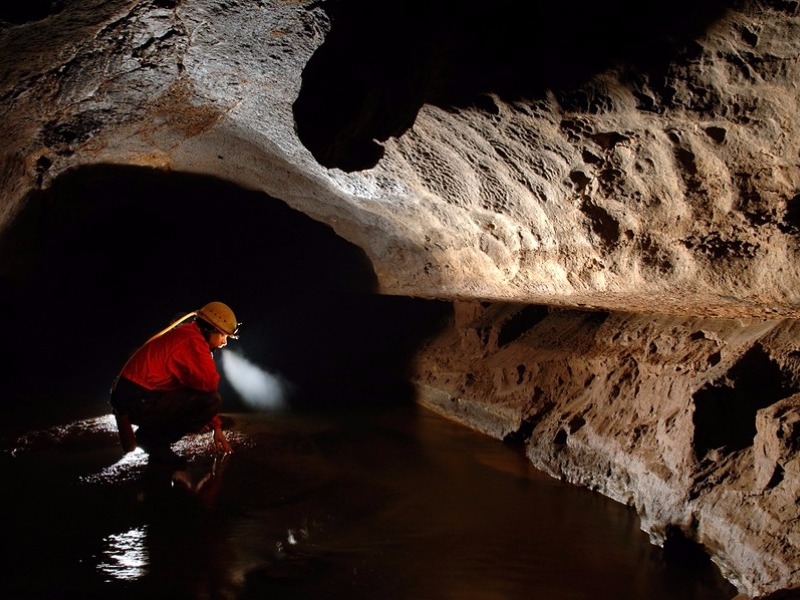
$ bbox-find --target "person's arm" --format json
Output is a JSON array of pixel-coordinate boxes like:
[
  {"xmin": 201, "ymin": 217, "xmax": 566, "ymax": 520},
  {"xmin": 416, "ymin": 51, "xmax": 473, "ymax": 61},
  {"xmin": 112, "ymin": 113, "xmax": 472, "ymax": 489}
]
[
  {"xmin": 209, "ymin": 414, "xmax": 232, "ymax": 453},
  {"xmin": 212, "ymin": 425, "xmax": 232, "ymax": 453},
  {"xmin": 171, "ymin": 332, "xmax": 231, "ymax": 452}
]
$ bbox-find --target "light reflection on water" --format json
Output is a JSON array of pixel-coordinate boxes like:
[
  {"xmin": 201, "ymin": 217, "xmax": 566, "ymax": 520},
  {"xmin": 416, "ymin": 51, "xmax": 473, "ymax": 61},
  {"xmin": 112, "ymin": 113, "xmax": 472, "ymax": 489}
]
[
  {"xmin": 98, "ymin": 526, "xmax": 148, "ymax": 581},
  {"xmin": 2, "ymin": 405, "xmax": 738, "ymax": 599}
]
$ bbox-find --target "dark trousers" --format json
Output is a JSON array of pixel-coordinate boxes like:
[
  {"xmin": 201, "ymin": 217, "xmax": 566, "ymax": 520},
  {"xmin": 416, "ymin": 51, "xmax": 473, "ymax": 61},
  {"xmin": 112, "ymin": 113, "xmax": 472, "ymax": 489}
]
[{"xmin": 111, "ymin": 377, "xmax": 221, "ymax": 448}]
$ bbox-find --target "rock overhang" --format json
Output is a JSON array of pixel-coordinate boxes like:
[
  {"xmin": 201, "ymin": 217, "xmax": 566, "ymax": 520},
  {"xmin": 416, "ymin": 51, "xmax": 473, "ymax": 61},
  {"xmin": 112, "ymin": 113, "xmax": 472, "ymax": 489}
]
[
  {"xmin": 2, "ymin": 0, "xmax": 800, "ymax": 320},
  {"xmin": 3, "ymin": 2, "xmax": 800, "ymax": 597}
]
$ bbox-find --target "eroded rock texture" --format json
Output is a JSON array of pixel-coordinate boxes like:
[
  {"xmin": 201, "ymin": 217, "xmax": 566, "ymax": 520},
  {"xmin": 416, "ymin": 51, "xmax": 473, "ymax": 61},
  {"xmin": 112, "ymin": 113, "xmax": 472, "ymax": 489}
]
[
  {"xmin": 3, "ymin": 0, "xmax": 800, "ymax": 317},
  {"xmin": 413, "ymin": 303, "xmax": 800, "ymax": 597},
  {"xmin": 2, "ymin": 0, "xmax": 800, "ymax": 597}
]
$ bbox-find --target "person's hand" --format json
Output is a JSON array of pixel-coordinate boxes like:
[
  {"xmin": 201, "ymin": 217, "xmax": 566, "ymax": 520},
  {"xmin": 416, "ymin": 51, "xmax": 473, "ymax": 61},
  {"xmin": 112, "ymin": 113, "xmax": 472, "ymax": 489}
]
[{"xmin": 211, "ymin": 427, "xmax": 232, "ymax": 454}]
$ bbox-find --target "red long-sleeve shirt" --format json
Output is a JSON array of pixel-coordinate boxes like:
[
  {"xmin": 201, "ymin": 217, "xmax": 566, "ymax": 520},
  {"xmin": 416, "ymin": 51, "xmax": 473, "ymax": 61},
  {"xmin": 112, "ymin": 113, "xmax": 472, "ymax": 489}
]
[
  {"xmin": 121, "ymin": 321, "xmax": 222, "ymax": 429},
  {"xmin": 122, "ymin": 321, "xmax": 220, "ymax": 392}
]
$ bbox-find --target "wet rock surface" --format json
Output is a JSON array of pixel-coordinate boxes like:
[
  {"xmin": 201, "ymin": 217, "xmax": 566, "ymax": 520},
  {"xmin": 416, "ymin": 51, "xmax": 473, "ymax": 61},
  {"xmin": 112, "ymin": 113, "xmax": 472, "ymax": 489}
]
[
  {"xmin": 413, "ymin": 302, "xmax": 800, "ymax": 597},
  {"xmin": 2, "ymin": 1, "xmax": 800, "ymax": 597}
]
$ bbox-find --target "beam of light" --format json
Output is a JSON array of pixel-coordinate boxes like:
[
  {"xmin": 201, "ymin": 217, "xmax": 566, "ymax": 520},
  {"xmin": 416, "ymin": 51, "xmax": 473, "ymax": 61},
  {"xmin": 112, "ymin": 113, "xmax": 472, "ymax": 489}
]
[{"xmin": 221, "ymin": 349, "xmax": 289, "ymax": 411}]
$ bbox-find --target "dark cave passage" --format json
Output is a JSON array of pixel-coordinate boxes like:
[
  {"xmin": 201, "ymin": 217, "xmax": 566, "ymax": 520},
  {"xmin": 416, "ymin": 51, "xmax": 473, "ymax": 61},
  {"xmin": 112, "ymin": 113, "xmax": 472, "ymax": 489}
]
[
  {"xmin": 0, "ymin": 0, "xmax": 65, "ymax": 25},
  {"xmin": 0, "ymin": 167, "xmax": 750, "ymax": 600},
  {"xmin": 1, "ymin": 165, "xmax": 449, "ymax": 432}
]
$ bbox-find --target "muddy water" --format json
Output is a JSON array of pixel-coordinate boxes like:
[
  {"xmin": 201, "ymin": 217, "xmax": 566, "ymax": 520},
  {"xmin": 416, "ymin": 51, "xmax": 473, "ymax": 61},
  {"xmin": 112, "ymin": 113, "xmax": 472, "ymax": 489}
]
[{"xmin": 2, "ymin": 405, "xmax": 736, "ymax": 599}]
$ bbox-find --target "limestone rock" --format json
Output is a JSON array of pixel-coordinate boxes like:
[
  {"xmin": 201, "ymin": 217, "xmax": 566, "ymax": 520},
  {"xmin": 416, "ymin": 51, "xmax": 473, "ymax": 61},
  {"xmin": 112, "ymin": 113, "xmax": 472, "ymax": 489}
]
[
  {"xmin": 754, "ymin": 395, "xmax": 800, "ymax": 492},
  {"xmin": 2, "ymin": 0, "xmax": 800, "ymax": 318},
  {"xmin": 413, "ymin": 302, "xmax": 800, "ymax": 597},
  {"xmin": 3, "ymin": 1, "xmax": 800, "ymax": 597}
]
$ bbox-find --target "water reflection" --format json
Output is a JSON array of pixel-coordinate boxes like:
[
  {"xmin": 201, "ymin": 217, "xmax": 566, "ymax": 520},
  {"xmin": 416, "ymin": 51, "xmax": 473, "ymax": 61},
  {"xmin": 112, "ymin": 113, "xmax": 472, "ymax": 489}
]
[
  {"xmin": 1, "ymin": 406, "xmax": 737, "ymax": 599},
  {"xmin": 98, "ymin": 526, "xmax": 148, "ymax": 581}
]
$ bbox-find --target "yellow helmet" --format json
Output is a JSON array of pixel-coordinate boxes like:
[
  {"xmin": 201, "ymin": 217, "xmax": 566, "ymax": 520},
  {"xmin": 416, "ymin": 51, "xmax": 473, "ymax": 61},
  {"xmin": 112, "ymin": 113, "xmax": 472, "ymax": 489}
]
[{"xmin": 196, "ymin": 301, "xmax": 240, "ymax": 338}]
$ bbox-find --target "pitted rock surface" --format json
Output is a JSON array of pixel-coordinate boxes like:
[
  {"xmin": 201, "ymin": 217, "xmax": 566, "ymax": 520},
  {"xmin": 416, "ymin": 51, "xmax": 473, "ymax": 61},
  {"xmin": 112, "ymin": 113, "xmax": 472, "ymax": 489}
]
[
  {"xmin": 2, "ymin": 1, "xmax": 800, "ymax": 597},
  {"xmin": 413, "ymin": 303, "xmax": 800, "ymax": 597},
  {"xmin": 3, "ymin": 0, "xmax": 800, "ymax": 317}
]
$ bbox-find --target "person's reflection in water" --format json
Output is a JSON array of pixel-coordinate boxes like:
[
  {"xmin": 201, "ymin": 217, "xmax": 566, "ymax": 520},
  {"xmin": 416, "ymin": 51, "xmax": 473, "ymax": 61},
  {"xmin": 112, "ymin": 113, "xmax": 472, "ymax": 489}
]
[
  {"xmin": 171, "ymin": 453, "xmax": 231, "ymax": 509},
  {"xmin": 140, "ymin": 453, "xmax": 241, "ymax": 597}
]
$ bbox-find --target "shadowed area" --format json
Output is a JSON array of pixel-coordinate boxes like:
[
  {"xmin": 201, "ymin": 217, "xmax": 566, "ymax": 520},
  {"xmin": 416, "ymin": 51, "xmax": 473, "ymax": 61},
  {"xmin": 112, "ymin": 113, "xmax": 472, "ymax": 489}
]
[
  {"xmin": 692, "ymin": 344, "xmax": 799, "ymax": 458},
  {"xmin": 293, "ymin": 0, "xmax": 738, "ymax": 171},
  {"xmin": 1, "ymin": 165, "xmax": 449, "ymax": 432},
  {"xmin": 0, "ymin": 408, "xmax": 737, "ymax": 599},
  {"xmin": 0, "ymin": 0, "xmax": 65, "ymax": 25}
]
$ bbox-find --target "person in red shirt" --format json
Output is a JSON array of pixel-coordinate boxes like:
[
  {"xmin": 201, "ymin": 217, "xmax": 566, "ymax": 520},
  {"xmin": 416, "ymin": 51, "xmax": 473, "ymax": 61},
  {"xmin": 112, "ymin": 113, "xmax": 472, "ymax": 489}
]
[{"xmin": 110, "ymin": 302, "xmax": 240, "ymax": 466}]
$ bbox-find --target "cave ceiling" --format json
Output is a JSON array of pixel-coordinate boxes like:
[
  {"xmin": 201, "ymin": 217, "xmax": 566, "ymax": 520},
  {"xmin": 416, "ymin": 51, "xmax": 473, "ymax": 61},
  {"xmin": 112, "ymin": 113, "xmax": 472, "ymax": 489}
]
[{"xmin": 2, "ymin": 0, "xmax": 800, "ymax": 318}]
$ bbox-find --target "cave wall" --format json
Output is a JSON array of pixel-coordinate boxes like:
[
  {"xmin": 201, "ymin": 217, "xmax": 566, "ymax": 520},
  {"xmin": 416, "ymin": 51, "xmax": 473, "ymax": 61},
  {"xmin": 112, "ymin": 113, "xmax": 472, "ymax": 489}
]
[
  {"xmin": 2, "ymin": 1, "xmax": 800, "ymax": 597},
  {"xmin": 413, "ymin": 302, "xmax": 800, "ymax": 597}
]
